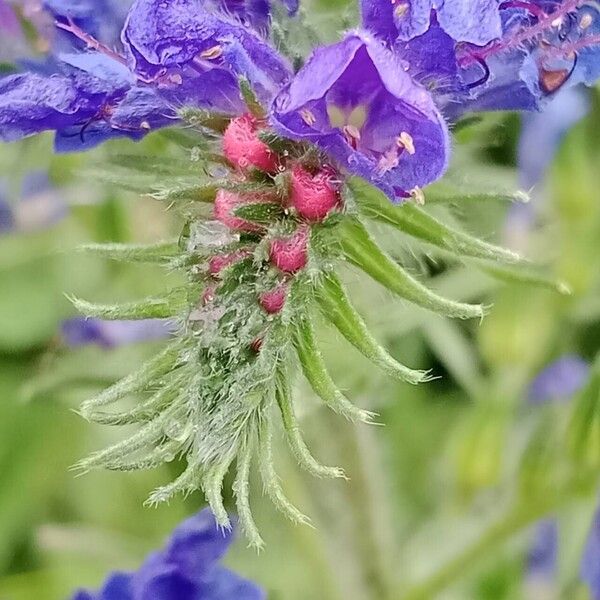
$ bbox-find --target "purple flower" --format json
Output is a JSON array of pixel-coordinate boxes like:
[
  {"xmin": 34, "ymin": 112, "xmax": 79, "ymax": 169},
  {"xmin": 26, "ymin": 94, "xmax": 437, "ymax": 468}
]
[
  {"xmin": 0, "ymin": 171, "xmax": 67, "ymax": 234},
  {"xmin": 122, "ymin": 0, "xmax": 292, "ymax": 102},
  {"xmin": 528, "ymin": 355, "xmax": 590, "ymax": 404},
  {"xmin": 526, "ymin": 519, "xmax": 558, "ymax": 591},
  {"xmin": 361, "ymin": 0, "xmax": 502, "ymax": 46},
  {"xmin": 61, "ymin": 318, "xmax": 175, "ymax": 349},
  {"xmin": 271, "ymin": 31, "xmax": 450, "ymax": 201},
  {"xmin": 581, "ymin": 507, "xmax": 600, "ymax": 600},
  {"xmin": 363, "ymin": 1, "xmax": 600, "ymax": 117},
  {"xmin": 70, "ymin": 509, "xmax": 265, "ymax": 600},
  {"xmin": 518, "ymin": 86, "xmax": 589, "ymax": 190},
  {"xmin": 0, "ymin": 0, "xmax": 291, "ymax": 151}
]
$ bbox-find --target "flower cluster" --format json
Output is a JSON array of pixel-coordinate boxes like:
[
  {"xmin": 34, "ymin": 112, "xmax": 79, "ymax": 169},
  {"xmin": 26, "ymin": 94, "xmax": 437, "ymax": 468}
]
[
  {"xmin": 2, "ymin": 0, "xmax": 599, "ymax": 545},
  {"xmin": 71, "ymin": 508, "xmax": 264, "ymax": 600},
  {"xmin": 2, "ymin": 0, "xmax": 598, "ymax": 199}
]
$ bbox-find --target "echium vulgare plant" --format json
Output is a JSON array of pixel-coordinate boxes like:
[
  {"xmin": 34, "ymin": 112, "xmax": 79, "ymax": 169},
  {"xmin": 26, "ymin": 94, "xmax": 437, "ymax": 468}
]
[{"xmin": 2, "ymin": 0, "xmax": 600, "ymax": 546}]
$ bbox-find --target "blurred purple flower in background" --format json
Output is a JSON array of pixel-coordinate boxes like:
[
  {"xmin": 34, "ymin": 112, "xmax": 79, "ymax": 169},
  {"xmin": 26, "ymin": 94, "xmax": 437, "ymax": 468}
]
[
  {"xmin": 61, "ymin": 317, "xmax": 175, "ymax": 349},
  {"xmin": 525, "ymin": 356, "xmax": 600, "ymax": 600},
  {"xmin": 71, "ymin": 509, "xmax": 265, "ymax": 600},
  {"xmin": 528, "ymin": 354, "xmax": 590, "ymax": 404},
  {"xmin": 0, "ymin": 171, "xmax": 67, "ymax": 234}
]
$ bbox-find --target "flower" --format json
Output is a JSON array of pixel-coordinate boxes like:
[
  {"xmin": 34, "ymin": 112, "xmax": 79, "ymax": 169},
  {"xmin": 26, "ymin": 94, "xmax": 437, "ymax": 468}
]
[
  {"xmin": 0, "ymin": 171, "xmax": 67, "ymax": 234},
  {"xmin": 70, "ymin": 509, "xmax": 265, "ymax": 600},
  {"xmin": 581, "ymin": 509, "xmax": 600, "ymax": 600},
  {"xmin": 362, "ymin": 0, "xmax": 600, "ymax": 117},
  {"xmin": 271, "ymin": 31, "xmax": 450, "ymax": 201},
  {"xmin": 360, "ymin": 0, "xmax": 502, "ymax": 46},
  {"xmin": 527, "ymin": 354, "xmax": 590, "ymax": 404},
  {"xmin": 526, "ymin": 519, "xmax": 558, "ymax": 593},
  {"xmin": 61, "ymin": 318, "xmax": 175, "ymax": 349}
]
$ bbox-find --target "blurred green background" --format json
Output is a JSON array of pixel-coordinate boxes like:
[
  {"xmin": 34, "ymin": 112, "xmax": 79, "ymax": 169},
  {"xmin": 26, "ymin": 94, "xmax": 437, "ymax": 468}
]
[{"xmin": 2, "ymin": 2, "xmax": 600, "ymax": 599}]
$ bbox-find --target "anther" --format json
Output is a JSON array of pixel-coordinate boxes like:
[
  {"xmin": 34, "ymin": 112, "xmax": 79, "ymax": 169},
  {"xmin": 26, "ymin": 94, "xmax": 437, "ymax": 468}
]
[
  {"xmin": 300, "ymin": 109, "xmax": 317, "ymax": 126},
  {"xmin": 343, "ymin": 125, "xmax": 361, "ymax": 150},
  {"xmin": 200, "ymin": 45, "xmax": 223, "ymax": 60},
  {"xmin": 580, "ymin": 12, "xmax": 594, "ymax": 29},
  {"xmin": 397, "ymin": 132, "xmax": 416, "ymax": 155}
]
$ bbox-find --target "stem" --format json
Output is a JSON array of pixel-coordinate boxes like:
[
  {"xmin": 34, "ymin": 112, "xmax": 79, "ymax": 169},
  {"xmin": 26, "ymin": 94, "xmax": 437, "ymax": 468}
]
[{"xmin": 399, "ymin": 499, "xmax": 561, "ymax": 600}]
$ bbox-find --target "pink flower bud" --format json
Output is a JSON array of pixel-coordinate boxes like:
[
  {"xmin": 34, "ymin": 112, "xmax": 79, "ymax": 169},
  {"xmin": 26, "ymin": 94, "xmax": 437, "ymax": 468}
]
[
  {"xmin": 250, "ymin": 337, "xmax": 264, "ymax": 353},
  {"xmin": 269, "ymin": 225, "xmax": 309, "ymax": 274},
  {"xmin": 290, "ymin": 165, "xmax": 339, "ymax": 221},
  {"xmin": 259, "ymin": 283, "xmax": 288, "ymax": 314},
  {"xmin": 208, "ymin": 249, "xmax": 252, "ymax": 277},
  {"xmin": 214, "ymin": 189, "xmax": 264, "ymax": 233},
  {"xmin": 223, "ymin": 114, "xmax": 278, "ymax": 173},
  {"xmin": 202, "ymin": 284, "xmax": 216, "ymax": 305}
]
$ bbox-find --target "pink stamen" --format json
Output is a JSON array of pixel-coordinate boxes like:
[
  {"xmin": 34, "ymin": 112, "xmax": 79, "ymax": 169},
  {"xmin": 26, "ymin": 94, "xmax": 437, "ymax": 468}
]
[
  {"xmin": 54, "ymin": 18, "xmax": 128, "ymax": 68},
  {"xmin": 459, "ymin": 0, "xmax": 585, "ymax": 66}
]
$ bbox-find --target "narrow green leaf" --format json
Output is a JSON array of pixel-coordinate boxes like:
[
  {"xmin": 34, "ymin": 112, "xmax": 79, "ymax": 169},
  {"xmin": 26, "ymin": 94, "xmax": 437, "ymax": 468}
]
[
  {"xmin": 473, "ymin": 261, "xmax": 572, "ymax": 295},
  {"xmin": 79, "ymin": 339, "xmax": 185, "ymax": 413},
  {"xmin": 233, "ymin": 434, "xmax": 264, "ymax": 550},
  {"xmin": 258, "ymin": 416, "xmax": 311, "ymax": 525},
  {"xmin": 276, "ymin": 370, "xmax": 346, "ymax": 479},
  {"xmin": 234, "ymin": 202, "xmax": 284, "ymax": 225},
  {"xmin": 77, "ymin": 241, "xmax": 180, "ymax": 264},
  {"xmin": 294, "ymin": 317, "xmax": 375, "ymax": 423},
  {"xmin": 69, "ymin": 289, "xmax": 186, "ymax": 320},
  {"xmin": 146, "ymin": 463, "xmax": 202, "ymax": 506},
  {"xmin": 203, "ymin": 457, "xmax": 235, "ymax": 529},
  {"xmin": 316, "ymin": 272, "xmax": 431, "ymax": 385},
  {"xmin": 103, "ymin": 439, "xmax": 183, "ymax": 472},
  {"xmin": 351, "ymin": 180, "xmax": 521, "ymax": 264},
  {"xmin": 339, "ymin": 218, "xmax": 485, "ymax": 320}
]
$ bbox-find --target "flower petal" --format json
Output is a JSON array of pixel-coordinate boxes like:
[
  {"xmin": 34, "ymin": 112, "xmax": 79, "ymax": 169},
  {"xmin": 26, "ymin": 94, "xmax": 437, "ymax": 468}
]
[{"xmin": 271, "ymin": 32, "xmax": 450, "ymax": 201}]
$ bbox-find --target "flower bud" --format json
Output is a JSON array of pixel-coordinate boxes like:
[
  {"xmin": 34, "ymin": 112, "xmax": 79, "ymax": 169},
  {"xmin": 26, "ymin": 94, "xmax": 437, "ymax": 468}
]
[
  {"xmin": 223, "ymin": 114, "xmax": 278, "ymax": 173},
  {"xmin": 208, "ymin": 249, "xmax": 252, "ymax": 277},
  {"xmin": 269, "ymin": 225, "xmax": 309, "ymax": 274},
  {"xmin": 290, "ymin": 165, "xmax": 339, "ymax": 221},
  {"xmin": 214, "ymin": 189, "xmax": 264, "ymax": 233},
  {"xmin": 259, "ymin": 283, "xmax": 288, "ymax": 314}
]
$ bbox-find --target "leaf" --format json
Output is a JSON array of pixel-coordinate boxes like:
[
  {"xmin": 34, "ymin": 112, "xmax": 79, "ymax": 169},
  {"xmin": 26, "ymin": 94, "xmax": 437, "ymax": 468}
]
[
  {"xmin": 473, "ymin": 260, "xmax": 571, "ymax": 295},
  {"xmin": 77, "ymin": 241, "xmax": 180, "ymax": 264},
  {"xmin": 234, "ymin": 202, "xmax": 284, "ymax": 225},
  {"xmin": 68, "ymin": 291, "xmax": 184, "ymax": 320},
  {"xmin": 293, "ymin": 317, "xmax": 374, "ymax": 423},
  {"xmin": 351, "ymin": 179, "xmax": 522, "ymax": 264},
  {"xmin": 316, "ymin": 271, "xmax": 431, "ymax": 385},
  {"xmin": 339, "ymin": 218, "xmax": 486, "ymax": 320}
]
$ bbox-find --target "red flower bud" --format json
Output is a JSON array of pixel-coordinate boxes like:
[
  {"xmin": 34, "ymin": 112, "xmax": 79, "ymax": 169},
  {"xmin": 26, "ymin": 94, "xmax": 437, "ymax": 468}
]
[
  {"xmin": 214, "ymin": 189, "xmax": 264, "ymax": 233},
  {"xmin": 259, "ymin": 283, "xmax": 288, "ymax": 314},
  {"xmin": 208, "ymin": 249, "xmax": 252, "ymax": 277},
  {"xmin": 290, "ymin": 165, "xmax": 339, "ymax": 221},
  {"xmin": 223, "ymin": 114, "xmax": 278, "ymax": 173},
  {"xmin": 269, "ymin": 225, "xmax": 309, "ymax": 274},
  {"xmin": 250, "ymin": 337, "xmax": 264, "ymax": 353}
]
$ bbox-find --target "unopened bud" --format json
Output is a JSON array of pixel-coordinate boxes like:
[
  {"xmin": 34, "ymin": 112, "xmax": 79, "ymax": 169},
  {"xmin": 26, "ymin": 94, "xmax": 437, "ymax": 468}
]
[
  {"xmin": 208, "ymin": 249, "xmax": 252, "ymax": 277},
  {"xmin": 259, "ymin": 283, "xmax": 288, "ymax": 314},
  {"xmin": 214, "ymin": 189, "xmax": 270, "ymax": 233},
  {"xmin": 223, "ymin": 114, "xmax": 278, "ymax": 173},
  {"xmin": 269, "ymin": 225, "xmax": 309, "ymax": 274},
  {"xmin": 290, "ymin": 165, "xmax": 340, "ymax": 221}
]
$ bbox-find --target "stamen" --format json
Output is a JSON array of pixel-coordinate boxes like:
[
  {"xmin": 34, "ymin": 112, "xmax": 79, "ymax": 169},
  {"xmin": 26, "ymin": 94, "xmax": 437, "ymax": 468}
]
[
  {"xmin": 343, "ymin": 125, "xmax": 361, "ymax": 150},
  {"xmin": 200, "ymin": 45, "xmax": 223, "ymax": 60},
  {"xmin": 393, "ymin": 1, "xmax": 409, "ymax": 18},
  {"xmin": 300, "ymin": 109, "xmax": 316, "ymax": 126},
  {"xmin": 580, "ymin": 12, "xmax": 594, "ymax": 28},
  {"xmin": 54, "ymin": 18, "xmax": 128, "ymax": 68},
  {"xmin": 460, "ymin": 0, "xmax": 585, "ymax": 66},
  {"xmin": 410, "ymin": 187, "xmax": 425, "ymax": 205},
  {"xmin": 397, "ymin": 131, "xmax": 415, "ymax": 155}
]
